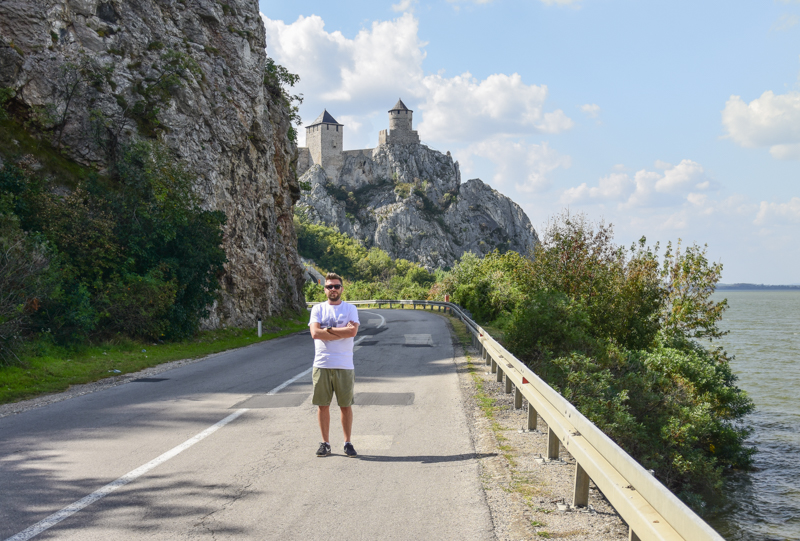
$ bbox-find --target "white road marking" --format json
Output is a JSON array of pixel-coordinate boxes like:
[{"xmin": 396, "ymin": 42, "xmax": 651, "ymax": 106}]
[
  {"xmin": 360, "ymin": 310, "xmax": 385, "ymax": 328},
  {"xmin": 405, "ymin": 334, "xmax": 433, "ymax": 346},
  {"xmin": 5, "ymin": 368, "xmax": 314, "ymax": 541},
  {"xmin": 265, "ymin": 367, "xmax": 312, "ymax": 395}
]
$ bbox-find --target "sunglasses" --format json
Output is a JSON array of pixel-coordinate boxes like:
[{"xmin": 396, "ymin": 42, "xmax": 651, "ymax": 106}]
[{"xmin": 325, "ymin": 284, "xmax": 342, "ymax": 290}]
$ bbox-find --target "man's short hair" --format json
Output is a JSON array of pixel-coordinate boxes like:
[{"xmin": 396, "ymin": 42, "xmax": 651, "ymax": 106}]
[{"xmin": 325, "ymin": 272, "xmax": 343, "ymax": 284}]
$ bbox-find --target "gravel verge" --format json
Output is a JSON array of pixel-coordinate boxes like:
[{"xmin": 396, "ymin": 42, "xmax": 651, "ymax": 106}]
[{"xmin": 449, "ymin": 319, "xmax": 630, "ymax": 540}]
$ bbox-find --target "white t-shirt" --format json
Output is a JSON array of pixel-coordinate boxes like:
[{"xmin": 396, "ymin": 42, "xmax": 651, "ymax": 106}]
[{"xmin": 309, "ymin": 301, "xmax": 360, "ymax": 369}]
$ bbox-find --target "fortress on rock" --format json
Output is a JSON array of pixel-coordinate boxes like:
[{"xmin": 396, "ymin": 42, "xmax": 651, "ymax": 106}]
[{"xmin": 297, "ymin": 99, "xmax": 420, "ymax": 179}]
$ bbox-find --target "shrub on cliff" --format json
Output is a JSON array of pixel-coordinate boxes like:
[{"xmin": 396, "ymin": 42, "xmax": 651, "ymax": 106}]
[
  {"xmin": 0, "ymin": 139, "xmax": 226, "ymax": 347},
  {"xmin": 0, "ymin": 214, "xmax": 55, "ymax": 365},
  {"xmin": 295, "ymin": 215, "xmax": 434, "ymax": 301},
  {"xmin": 434, "ymin": 212, "xmax": 754, "ymax": 510}
]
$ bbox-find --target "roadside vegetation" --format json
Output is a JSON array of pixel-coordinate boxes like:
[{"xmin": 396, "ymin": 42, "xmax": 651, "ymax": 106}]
[
  {"xmin": 301, "ymin": 210, "xmax": 754, "ymax": 511},
  {"xmin": 295, "ymin": 214, "xmax": 436, "ymax": 302},
  {"xmin": 0, "ymin": 56, "xmax": 306, "ymax": 399},
  {"xmin": 0, "ymin": 317, "xmax": 306, "ymax": 405}
]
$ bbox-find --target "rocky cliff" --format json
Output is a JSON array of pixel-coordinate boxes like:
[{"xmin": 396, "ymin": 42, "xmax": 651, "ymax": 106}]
[
  {"xmin": 298, "ymin": 144, "xmax": 538, "ymax": 270},
  {"xmin": 0, "ymin": 0, "xmax": 306, "ymax": 326}
]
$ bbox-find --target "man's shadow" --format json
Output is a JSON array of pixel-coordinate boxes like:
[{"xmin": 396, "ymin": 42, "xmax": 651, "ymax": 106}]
[{"xmin": 347, "ymin": 452, "xmax": 497, "ymax": 463}]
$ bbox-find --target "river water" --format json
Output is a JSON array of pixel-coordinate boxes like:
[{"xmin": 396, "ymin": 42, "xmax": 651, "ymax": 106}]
[{"xmin": 707, "ymin": 291, "xmax": 800, "ymax": 540}]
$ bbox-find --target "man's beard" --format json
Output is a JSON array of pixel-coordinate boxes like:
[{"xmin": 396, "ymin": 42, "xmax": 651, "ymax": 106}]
[{"xmin": 327, "ymin": 291, "xmax": 341, "ymax": 301}]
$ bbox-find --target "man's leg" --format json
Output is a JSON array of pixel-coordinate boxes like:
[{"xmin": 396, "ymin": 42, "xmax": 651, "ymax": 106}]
[
  {"xmin": 318, "ymin": 406, "xmax": 331, "ymax": 442},
  {"xmin": 312, "ymin": 367, "xmax": 334, "ymax": 455},
  {"xmin": 340, "ymin": 406, "xmax": 352, "ymax": 441}
]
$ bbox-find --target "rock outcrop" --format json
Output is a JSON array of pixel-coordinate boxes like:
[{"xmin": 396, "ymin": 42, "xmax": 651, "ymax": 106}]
[
  {"xmin": 0, "ymin": 0, "xmax": 306, "ymax": 326},
  {"xmin": 298, "ymin": 144, "xmax": 538, "ymax": 270}
]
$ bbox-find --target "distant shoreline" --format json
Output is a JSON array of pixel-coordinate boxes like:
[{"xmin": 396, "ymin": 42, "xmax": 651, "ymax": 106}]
[{"xmin": 716, "ymin": 283, "xmax": 800, "ymax": 291}]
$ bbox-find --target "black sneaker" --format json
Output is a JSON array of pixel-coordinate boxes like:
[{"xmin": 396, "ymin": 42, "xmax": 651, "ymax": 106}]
[
  {"xmin": 316, "ymin": 442, "xmax": 331, "ymax": 457},
  {"xmin": 344, "ymin": 442, "xmax": 357, "ymax": 457}
]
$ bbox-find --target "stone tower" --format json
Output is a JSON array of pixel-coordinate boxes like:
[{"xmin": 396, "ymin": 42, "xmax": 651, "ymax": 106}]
[
  {"xmin": 379, "ymin": 99, "xmax": 420, "ymax": 146},
  {"xmin": 305, "ymin": 109, "xmax": 344, "ymax": 179}
]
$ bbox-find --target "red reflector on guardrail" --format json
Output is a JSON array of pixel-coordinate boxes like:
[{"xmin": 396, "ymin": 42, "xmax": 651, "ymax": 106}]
[{"xmin": 522, "ymin": 377, "xmax": 529, "ymax": 384}]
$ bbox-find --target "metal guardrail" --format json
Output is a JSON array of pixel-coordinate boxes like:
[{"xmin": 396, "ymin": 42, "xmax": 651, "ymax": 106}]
[{"xmin": 307, "ymin": 299, "xmax": 725, "ymax": 541}]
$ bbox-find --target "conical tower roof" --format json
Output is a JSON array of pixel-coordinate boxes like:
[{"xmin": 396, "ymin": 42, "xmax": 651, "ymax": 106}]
[
  {"xmin": 306, "ymin": 109, "xmax": 342, "ymax": 127},
  {"xmin": 389, "ymin": 98, "xmax": 411, "ymax": 112}
]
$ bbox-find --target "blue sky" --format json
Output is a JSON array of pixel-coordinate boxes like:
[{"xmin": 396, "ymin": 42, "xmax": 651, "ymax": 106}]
[{"xmin": 259, "ymin": 0, "xmax": 800, "ymax": 283}]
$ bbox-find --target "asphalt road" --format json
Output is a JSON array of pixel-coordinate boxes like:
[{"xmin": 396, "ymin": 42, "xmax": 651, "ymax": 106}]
[{"xmin": 0, "ymin": 309, "xmax": 493, "ymax": 540}]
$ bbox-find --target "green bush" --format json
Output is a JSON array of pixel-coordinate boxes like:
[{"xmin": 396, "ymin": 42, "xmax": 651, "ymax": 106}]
[
  {"xmin": 0, "ymin": 139, "xmax": 227, "ymax": 344},
  {"xmin": 434, "ymin": 211, "xmax": 754, "ymax": 511},
  {"xmin": 0, "ymin": 214, "xmax": 54, "ymax": 364},
  {"xmin": 295, "ymin": 214, "xmax": 435, "ymax": 302}
]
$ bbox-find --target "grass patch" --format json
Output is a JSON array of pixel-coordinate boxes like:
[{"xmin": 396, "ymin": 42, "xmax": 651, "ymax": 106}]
[
  {"xmin": 511, "ymin": 472, "xmax": 545, "ymax": 504},
  {"xmin": 0, "ymin": 315, "xmax": 307, "ymax": 405}
]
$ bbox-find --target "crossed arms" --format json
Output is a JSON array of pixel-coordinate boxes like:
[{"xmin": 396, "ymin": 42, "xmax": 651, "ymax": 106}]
[{"xmin": 309, "ymin": 321, "xmax": 359, "ymax": 341}]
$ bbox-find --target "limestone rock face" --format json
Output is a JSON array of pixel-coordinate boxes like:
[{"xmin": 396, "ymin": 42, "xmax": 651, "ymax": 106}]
[
  {"xmin": 298, "ymin": 144, "xmax": 538, "ymax": 270},
  {"xmin": 0, "ymin": 0, "xmax": 306, "ymax": 326}
]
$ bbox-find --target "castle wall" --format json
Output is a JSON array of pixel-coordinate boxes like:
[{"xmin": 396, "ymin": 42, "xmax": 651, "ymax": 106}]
[
  {"xmin": 305, "ymin": 123, "xmax": 343, "ymax": 179},
  {"xmin": 343, "ymin": 149, "xmax": 373, "ymax": 160},
  {"xmin": 380, "ymin": 110, "xmax": 420, "ymax": 145},
  {"xmin": 389, "ymin": 109, "xmax": 413, "ymax": 132}
]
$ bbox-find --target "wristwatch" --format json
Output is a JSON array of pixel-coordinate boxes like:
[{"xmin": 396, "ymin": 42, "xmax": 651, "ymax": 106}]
[{"xmin": 325, "ymin": 325, "xmax": 333, "ymax": 332}]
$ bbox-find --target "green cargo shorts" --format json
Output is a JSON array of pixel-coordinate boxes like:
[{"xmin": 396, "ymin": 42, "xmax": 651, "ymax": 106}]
[{"xmin": 312, "ymin": 367, "xmax": 355, "ymax": 407}]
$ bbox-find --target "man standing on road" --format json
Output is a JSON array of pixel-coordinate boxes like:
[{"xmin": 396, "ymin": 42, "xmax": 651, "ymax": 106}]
[{"xmin": 308, "ymin": 273, "xmax": 360, "ymax": 458}]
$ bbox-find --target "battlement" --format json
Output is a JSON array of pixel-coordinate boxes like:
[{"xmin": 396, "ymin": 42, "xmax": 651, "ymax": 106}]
[{"xmin": 298, "ymin": 99, "xmax": 420, "ymax": 178}]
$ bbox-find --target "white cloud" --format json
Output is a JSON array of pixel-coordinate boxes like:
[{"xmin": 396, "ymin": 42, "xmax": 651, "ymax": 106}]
[
  {"xmin": 770, "ymin": 13, "xmax": 799, "ymax": 31},
  {"xmin": 655, "ymin": 159, "xmax": 706, "ymax": 193},
  {"xmin": 754, "ymin": 197, "xmax": 800, "ymax": 226},
  {"xmin": 445, "ymin": 0, "xmax": 496, "ymax": 5},
  {"xmin": 769, "ymin": 143, "xmax": 800, "ymax": 160},
  {"xmin": 561, "ymin": 160, "xmax": 711, "ymax": 208},
  {"xmin": 419, "ymin": 73, "xmax": 573, "ymax": 143},
  {"xmin": 561, "ymin": 172, "xmax": 632, "ymax": 203},
  {"xmin": 262, "ymin": 12, "xmax": 573, "ymax": 151},
  {"xmin": 580, "ymin": 103, "xmax": 600, "ymax": 118},
  {"xmin": 653, "ymin": 159, "xmax": 672, "ymax": 169},
  {"xmin": 446, "ymin": 0, "xmax": 580, "ymax": 4},
  {"xmin": 540, "ymin": 0, "xmax": 582, "ymax": 6},
  {"xmin": 721, "ymin": 90, "xmax": 800, "ymax": 159},
  {"xmin": 262, "ymin": 13, "xmax": 426, "ymax": 111},
  {"xmin": 391, "ymin": 0, "xmax": 416, "ymax": 12},
  {"xmin": 458, "ymin": 138, "xmax": 571, "ymax": 193}
]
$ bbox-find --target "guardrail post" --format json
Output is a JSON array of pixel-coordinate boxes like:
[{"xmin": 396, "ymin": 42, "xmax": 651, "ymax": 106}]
[
  {"xmin": 573, "ymin": 463, "xmax": 590, "ymax": 507},
  {"xmin": 505, "ymin": 374, "xmax": 513, "ymax": 394},
  {"xmin": 496, "ymin": 365, "xmax": 504, "ymax": 383},
  {"xmin": 547, "ymin": 427, "xmax": 560, "ymax": 460},
  {"xmin": 514, "ymin": 386, "xmax": 523, "ymax": 409},
  {"xmin": 491, "ymin": 358, "xmax": 497, "ymax": 373},
  {"xmin": 527, "ymin": 403, "xmax": 538, "ymax": 430},
  {"xmin": 484, "ymin": 348, "xmax": 490, "ymax": 366},
  {"xmin": 629, "ymin": 528, "xmax": 641, "ymax": 541}
]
